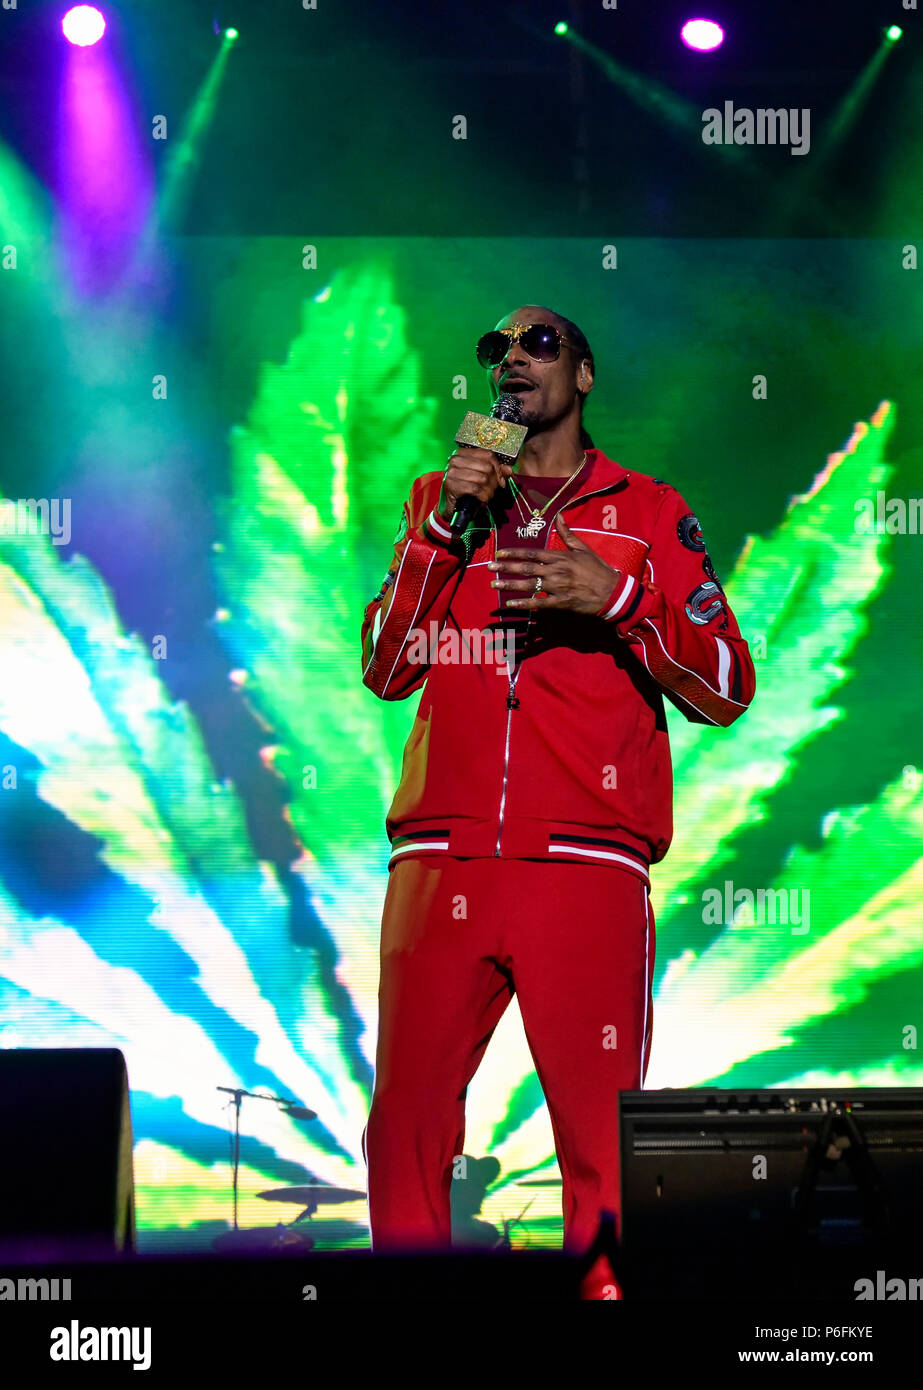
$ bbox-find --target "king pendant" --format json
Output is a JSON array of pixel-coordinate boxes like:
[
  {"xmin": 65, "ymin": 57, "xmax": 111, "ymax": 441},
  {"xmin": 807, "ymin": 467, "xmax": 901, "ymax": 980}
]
[{"xmin": 516, "ymin": 514, "xmax": 546, "ymax": 539}]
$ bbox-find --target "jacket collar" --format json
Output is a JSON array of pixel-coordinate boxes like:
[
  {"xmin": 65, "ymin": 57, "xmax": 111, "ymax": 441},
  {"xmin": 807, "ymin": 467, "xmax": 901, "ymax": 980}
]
[
  {"xmin": 558, "ymin": 447, "xmax": 630, "ymax": 506},
  {"xmin": 466, "ymin": 447, "xmax": 629, "ymax": 561}
]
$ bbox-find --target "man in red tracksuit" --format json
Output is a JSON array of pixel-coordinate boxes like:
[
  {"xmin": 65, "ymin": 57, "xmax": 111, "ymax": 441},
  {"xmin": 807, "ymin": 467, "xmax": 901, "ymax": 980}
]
[{"xmin": 360, "ymin": 305, "xmax": 756, "ymax": 1281}]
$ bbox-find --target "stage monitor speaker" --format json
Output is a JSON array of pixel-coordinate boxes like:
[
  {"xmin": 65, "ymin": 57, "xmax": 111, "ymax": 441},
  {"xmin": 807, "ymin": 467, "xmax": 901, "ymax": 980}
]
[
  {"xmin": 0, "ymin": 1047, "xmax": 136, "ymax": 1259},
  {"xmin": 619, "ymin": 1087, "xmax": 923, "ymax": 1294}
]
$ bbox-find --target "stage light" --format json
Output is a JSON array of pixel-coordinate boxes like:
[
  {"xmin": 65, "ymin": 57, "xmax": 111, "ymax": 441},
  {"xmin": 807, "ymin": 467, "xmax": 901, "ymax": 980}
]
[
  {"xmin": 62, "ymin": 5, "xmax": 106, "ymax": 47},
  {"xmin": 225, "ymin": 28, "xmax": 239, "ymax": 42},
  {"xmin": 885, "ymin": 25, "xmax": 903, "ymax": 43},
  {"xmin": 681, "ymin": 18, "xmax": 724, "ymax": 52},
  {"xmin": 554, "ymin": 22, "xmax": 568, "ymax": 36}
]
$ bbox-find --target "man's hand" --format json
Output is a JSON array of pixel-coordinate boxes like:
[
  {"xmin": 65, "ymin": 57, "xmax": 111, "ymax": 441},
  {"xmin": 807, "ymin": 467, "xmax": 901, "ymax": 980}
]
[
  {"xmin": 488, "ymin": 513, "xmax": 622, "ymax": 615},
  {"xmin": 438, "ymin": 446, "xmax": 514, "ymax": 524}
]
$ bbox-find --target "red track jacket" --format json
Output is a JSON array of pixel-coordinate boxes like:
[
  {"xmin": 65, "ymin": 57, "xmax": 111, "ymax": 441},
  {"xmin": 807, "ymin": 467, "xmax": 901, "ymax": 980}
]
[{"xmin": 361, "ymin": 448, "xmax": 755, "ymax": 887}]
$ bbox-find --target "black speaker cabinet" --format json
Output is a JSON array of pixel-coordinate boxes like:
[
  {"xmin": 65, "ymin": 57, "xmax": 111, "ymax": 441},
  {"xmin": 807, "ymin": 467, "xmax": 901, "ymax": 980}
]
[
  {"xmin": 619, "ymin": 1087, "xmax": 923, "ymax": 1296},
  {"xmin": 0, "ymin": 1047, "xmax": 136, "ymax": 1258}
]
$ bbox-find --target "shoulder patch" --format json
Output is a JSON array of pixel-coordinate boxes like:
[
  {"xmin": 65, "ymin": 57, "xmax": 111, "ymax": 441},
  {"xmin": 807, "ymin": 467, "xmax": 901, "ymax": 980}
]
[
  {"xmin": 370, "ymin": 568, "xmax": 397, "ymax": 606},
  {"xmin": 677, "ymin": 512, "xmax": 706, "ymax": 552},
  {"xmin": 684, "ymin": 580, "xmax": 727, "ymax": 628}
]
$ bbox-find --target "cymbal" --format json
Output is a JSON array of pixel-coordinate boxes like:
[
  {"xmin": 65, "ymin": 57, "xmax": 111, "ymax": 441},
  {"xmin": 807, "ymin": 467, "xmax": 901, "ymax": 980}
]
[
  {"xmin": 515, "ymin": 1179, "xmax": 562, "ymax": 1186},
  {"xmin": 256, "ymin": 1185, "xmax": 366, "ymax": 1205}
]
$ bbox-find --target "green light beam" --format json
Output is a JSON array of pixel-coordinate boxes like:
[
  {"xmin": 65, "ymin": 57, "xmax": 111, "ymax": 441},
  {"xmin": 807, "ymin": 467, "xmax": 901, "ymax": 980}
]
[
  {"xmin": 550, "ymin": 23, "xmax": 847, "ymax": 235},
  {"xmin": 767, "ymin": 30, "xmax": 901, "ymax": 233},
  {"xmin": 145, "ymin": 29, "xmax": 237, "ymax": 238},
  {"xmin": 0, "ymin": 142, "xmax": 59, "ymax": 303}
]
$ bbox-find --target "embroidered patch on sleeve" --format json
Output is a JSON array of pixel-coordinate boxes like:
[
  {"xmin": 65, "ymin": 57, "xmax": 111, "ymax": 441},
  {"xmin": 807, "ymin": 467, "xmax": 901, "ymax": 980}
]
[
  {"xmin": 684, "ymin": 580, "xmax": 727, "ymax": 627},
  {"xmin": 677, "ymin": 512, "xmax": 706, "ymax": 552},
  {"xmin": 370, "ymin": 569, "xmax": 397, "ymax": 605}
]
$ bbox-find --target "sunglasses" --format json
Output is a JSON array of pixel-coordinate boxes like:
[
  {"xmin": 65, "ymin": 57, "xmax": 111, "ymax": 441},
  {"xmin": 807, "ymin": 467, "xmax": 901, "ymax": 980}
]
[{"xmin": 476, "ymin": 322, "xmax": 580, "ymax": 368}]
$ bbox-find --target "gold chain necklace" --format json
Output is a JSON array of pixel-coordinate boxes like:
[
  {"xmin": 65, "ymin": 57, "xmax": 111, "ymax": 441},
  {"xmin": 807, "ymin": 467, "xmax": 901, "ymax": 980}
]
[{"xmin": 509, "ymin": 454, "xmax": 587, "ymax": 539}]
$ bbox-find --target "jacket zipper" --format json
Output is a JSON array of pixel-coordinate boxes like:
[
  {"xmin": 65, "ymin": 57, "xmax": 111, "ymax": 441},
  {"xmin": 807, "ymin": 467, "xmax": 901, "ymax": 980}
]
[
  {"xmin": 494, "ymin": 678, "xmax": 514, "ymax": 857},
  {"xmin": 489, "ymin": 513, "xmax": 515, "ymax": 858},
  {"xmin": 495, "ymin": 661, "xmax": 522, "ymax": 857},
  {"xmin": 490, "ymin": 475, "xmax": 625, "ymax": 857}
]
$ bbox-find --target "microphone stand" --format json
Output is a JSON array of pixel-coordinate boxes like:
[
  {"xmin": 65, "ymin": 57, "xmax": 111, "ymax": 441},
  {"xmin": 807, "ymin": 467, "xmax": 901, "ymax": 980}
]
[{"xmin": 217, "ymin": 1085, "xmax": 317, "ymax": 1231}]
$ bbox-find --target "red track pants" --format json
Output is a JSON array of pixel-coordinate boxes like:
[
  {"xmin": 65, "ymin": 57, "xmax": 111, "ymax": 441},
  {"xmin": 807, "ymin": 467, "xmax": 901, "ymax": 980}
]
[{"xmin": 363, "ymin": 856, "xmax": 655, "ymax": 1255}]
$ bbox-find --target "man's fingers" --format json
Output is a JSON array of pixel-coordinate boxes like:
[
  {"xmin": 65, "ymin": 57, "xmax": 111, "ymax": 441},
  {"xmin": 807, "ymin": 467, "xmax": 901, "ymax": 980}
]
[
  {"xmin": 492, "ymin": 577, "xmax": 552, "ymax": 592},
  {"xmin": 504, "ymin": 594, "xmax": 564, "ymax": 609},
  {"xmin": 449, "ymin": 467, "xmax": 503, "ymax": 501},
  {"xmin": 489, "ymin": 559, "xmax": 556, "ymax": 573},
  {"xmin": 493, "ymin": 548, "xmax": 553, "ymax": 562}
]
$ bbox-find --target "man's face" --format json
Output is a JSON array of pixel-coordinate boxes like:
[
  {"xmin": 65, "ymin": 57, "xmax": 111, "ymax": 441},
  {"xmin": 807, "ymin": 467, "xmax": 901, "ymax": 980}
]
[{"xmin": 485, "ymin": 305, "xmax": 592, "ymax": 433}]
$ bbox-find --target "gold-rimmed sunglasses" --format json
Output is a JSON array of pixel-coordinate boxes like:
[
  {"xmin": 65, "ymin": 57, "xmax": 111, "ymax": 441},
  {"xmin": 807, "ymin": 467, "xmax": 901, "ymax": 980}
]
[{"xmin": 476, "ymin": 323, "xmax": 581, "ymax": 368}]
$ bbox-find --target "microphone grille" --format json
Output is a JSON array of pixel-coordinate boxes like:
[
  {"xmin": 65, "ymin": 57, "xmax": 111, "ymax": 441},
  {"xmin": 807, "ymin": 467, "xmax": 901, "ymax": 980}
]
[{"xmin": 491, "ymin": 392, "xmax": 525, "ymax": 423}]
